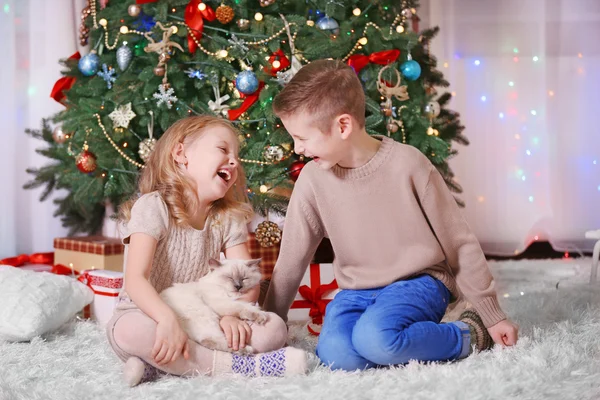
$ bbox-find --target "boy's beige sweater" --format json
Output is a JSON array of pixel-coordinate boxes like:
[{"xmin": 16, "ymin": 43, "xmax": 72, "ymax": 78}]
[{"xmin": 263, "ymin": 136, "xmax": 506, "ymax": 328}]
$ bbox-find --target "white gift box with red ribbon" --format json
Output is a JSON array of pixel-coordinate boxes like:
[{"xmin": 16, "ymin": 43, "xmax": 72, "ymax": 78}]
[
  {"xmin": 77, "ymin": 269, "xmax": 123, "ymax": 326},
  {"xmin": 288, "ymin": 263, "xmax": 339, "ymax": 335}
]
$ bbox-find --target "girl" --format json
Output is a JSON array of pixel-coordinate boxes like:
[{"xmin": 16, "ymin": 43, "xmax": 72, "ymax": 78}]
[{"xmin": 106, "ymin": 116, "xmax": 307, "ymax": 386}]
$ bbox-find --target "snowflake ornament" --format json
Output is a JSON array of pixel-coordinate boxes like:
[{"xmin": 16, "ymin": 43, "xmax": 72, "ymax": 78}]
[
  {"xmin": 228, "ymin": 34, "xmax": 248, "ymax": 52},
  {"xmin": 97, "ymin": 64, "xmax": 117, "ymax": 89},
  {"xmin": 153, "ymin": 83, "xmax": 177, "ymax": 109},
  {"xmin": 109, "ymin": 102, "xmax": 137, "ymax": 129},
  {"xmin": 185, "ymin": 68, "xmax": 207, "ymax": 80}
]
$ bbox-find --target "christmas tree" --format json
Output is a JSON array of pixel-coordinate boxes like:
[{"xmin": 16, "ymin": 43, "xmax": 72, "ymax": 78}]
[{"xmin": 25, "ymin": 0, "xmax": 466, "ymax": 235}]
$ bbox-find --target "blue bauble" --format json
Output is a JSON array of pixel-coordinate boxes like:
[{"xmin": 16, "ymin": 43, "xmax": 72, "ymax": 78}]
[
  {"xmin": 236, "ymin": 70, "xmax": 259, "ymax": 95},
  {"xmin": 316, "ymin": 16, "xmax": 340, "ymax": 35},
  {"xmin": 400, "ymin": 59, "xmax": 421, "ymax": 81},
  {"xmin": 78, "ymin": 52, "xmax": 100, "ymax": 76}
]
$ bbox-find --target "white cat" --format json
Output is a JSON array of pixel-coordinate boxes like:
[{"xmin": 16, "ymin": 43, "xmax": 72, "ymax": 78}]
[{"xmin": 160, "ymin": 258, "xmax": 268, "ymax": 354}]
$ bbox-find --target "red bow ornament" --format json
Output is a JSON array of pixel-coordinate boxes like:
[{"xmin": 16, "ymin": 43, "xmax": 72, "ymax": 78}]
[{"xmin": 347, "ymin": 49, "xmax": 401, "ymax": 74}]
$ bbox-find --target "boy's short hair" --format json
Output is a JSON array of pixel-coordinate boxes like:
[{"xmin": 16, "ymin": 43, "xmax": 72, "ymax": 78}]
[{"xmin": 272, "ymin": 59, "xmax": 366, "ymax": 133}]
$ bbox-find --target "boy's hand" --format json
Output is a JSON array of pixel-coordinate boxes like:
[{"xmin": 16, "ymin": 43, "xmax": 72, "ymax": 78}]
[
  {"xmin": 487, "ymin": 319, "xmax": 519, "ymax": 346},
  {"xmin": 220, "ymin": 315, "xmax": 252, "ymax": 351}
]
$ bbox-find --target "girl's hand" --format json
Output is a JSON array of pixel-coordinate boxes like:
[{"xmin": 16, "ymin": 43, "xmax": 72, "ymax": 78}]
[
  {"xmin": 152, "ymin": 314, "xmax": 190, "ymax": 365},
  {"xmin": 220, "ymin": 315, "xmax": 252, "ymax": 351}
]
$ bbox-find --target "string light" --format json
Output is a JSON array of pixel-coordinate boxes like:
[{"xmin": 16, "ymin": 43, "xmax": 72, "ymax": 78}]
[
  {"xmin": 530, "ymin": 110, "xmax": 537, "ymax": 116},
  {"xmin": 474, "ymin": 59, "xmax": 480, "ymax": 66},
  {"xmin": 358, "ymin": 37, "xmax": 368, "ymax": 45},
  {"xmin": 396, "ymin": 25, "xmax": 404, "ymax": 33},
  {"xmin": 272, "ymin": 60, "xmax": 281, "ymax": 68},
  {"xmin": 353, "ymin": 8, "xmax": 361, "ymax": 16},
  {"xmin": 443, "ymin": 62, "xmax": 448, "ymax": 68},
  {"xmin": 548, "ymin": 90, "xmax": 555, "ymax": 96},
  {"xmin": 578, "ymin": 53, "xmax": 583, "ymax": 58},
  {"xmin": 259, "ymin": 185, "xmax": 268, "ymax": 193},
  {"xmin": 499, "ymin": 112, "xmax": 505, "ymax": 119},
  {"xmin": 513, "ymin": 56, "xmax": 519, "ymax": 62},
  {"xmin": 99, "ymin": 18, "xmax": 107, "ymax": 27},
  {"xmin": 198, "ymin": 2, "xmax": 206, "ymax": 11},
  {"xmin": 254, "ymin": 12, "xmax": 263, "ymax": 21},
  {"xmin": 120, "ymin": 26, "xmax": 129, "ymax": 34},
  {"xmin": 477, "ymin": 196, "xmax": 485, "ymax": 203},
  {"xmin": 508, "ymin": 81, "xmax": 514, "ymax": 87},
  {"xmin": 529, "ymin": 196, "xmax": 534, "ymax": 202},
  {"xmin": 532, "ymin": 56, "xmax": 539, "ymax": 62},
  {"xmin": 171, "ymin": 26, "xmax": 178, "ymax": 34},
  {"xmin": 480, "ymin": 95, "xmax": 487, "ymax": 102}
]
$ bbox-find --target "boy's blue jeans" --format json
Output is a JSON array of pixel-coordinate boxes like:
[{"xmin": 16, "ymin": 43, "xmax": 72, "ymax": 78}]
[{"xmin": 316, "ymin": 274, "xmax": 470, "ymax": 371}]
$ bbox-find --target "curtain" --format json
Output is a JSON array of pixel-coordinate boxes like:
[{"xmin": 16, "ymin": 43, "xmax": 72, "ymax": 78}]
[
  {"xmin": 423, "ymin": 0, "xmax": 600, "ymax": 255},
  {"xmin": 0, "ymin": 0, "xmax": 85, "ymax": 258}
]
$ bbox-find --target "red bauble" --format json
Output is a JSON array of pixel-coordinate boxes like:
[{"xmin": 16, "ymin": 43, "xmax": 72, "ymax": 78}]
[
  {"xmin": 76, "ymin": 150, "xmax": 97, "ymax": 173},
  {"xmin": 289, "ymin": 160, "xmax": 306, "ymax": 182}
]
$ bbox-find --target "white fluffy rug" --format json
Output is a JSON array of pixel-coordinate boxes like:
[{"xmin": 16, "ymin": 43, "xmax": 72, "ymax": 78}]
[{"xmin": 2, "ymin": 258, "xmax": 600, "ymax": 400}]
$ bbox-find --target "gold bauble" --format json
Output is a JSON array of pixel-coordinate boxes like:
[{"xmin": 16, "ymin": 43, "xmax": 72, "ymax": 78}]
[
  {"xmin": 255, "ymin": 221, "xmax": 282, "ymax": 248},
  {"xmin": 216, "ymin": 5, "xmax": 235, "ymax": 24}
]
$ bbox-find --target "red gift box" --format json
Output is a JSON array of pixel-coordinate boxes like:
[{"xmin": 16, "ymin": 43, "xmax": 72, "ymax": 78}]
[{"xmin": 247, "ymin": 233, "xmax": 280, "ymax": 280}]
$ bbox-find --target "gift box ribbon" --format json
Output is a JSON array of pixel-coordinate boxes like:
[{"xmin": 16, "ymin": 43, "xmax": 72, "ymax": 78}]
[{"xmin": 290, "ymin": 264, "xmax": 338, "ymax": 335}]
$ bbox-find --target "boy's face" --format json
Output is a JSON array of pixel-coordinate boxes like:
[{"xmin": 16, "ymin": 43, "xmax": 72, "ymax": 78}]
[{"xmin": 280, "ymin": 112, "xmax": 348, "ymax": 171}]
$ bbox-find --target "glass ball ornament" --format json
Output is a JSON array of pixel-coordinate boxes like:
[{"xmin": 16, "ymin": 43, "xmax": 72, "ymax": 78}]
[
  {"xmin": 138, "ymin": 138, "xmax": 157, "ymax": 162},
  {"xmin": 424, "ymin": 101, "xmax": 441, "ymax": 118},
  {"xmin": 235, "ymin": 70, "xmax": 259, "ymax": 95},
  {"xmin": 76, "ymin": 150, "xmax": 97, "ymax": 173},
  {"xmin": 400, "ymin": 59, "xmax": 421, "ymax": 81},
  {"xmin": 263, "ymin": 145, "xmax": 285, "ymax": 163},
  {"xmin": 316, "ymin": 16, "xmax": 340, "ymax": 35},
  {"xmin": 78, "ymin": 51, "xmax": 100, "ymax": 76},
  {"xmin": 236, "ymin": 18, "xmax": 250, "ymax": 30},
  {"xmin": 128, "ymin": 4, "xmax": 141, "ymax": 17},
  {"xmin": 52, "ymin": 126, "xmax": 68, "ymax": 144}
]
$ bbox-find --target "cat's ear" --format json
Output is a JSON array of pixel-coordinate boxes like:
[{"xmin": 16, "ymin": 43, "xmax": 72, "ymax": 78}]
[
  {"xmin": 208, "ymin": 258, "xmax": 222, "ymax": 271},
  {"xmin": 245, "ymin": 258, "xmax": 262, "ymax": 268}
]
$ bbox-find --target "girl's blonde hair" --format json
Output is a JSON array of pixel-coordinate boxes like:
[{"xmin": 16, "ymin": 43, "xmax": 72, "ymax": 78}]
[{"xmin": 120, "ymin": 115, "xmax": 253, "ymax": 226}]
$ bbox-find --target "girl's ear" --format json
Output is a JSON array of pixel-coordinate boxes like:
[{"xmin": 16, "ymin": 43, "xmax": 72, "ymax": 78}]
[{"xmin": 172, "ymin": 142, "xmax": 187, "ymax": 165}]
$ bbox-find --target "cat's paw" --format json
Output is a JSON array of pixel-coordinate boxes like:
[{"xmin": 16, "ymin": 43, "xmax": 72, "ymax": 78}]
[
  {"xmin": 239, "ymin": 309, "xmax": 268, "ymax": 324},
  {"xmin": 253, "ymin": 311, "xmax": 269, "ymax": 325}
]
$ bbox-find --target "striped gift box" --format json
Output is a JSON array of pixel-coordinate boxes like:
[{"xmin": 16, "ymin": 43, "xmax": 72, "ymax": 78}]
[{"xmin": 54, "ymin": 236, "xmax": 124, "ymax": 273}]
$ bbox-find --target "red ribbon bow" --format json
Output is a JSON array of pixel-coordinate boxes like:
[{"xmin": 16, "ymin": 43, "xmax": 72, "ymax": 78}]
[
  {"xmin": 50, "ymin": 52, "xmax": 81, "ymax": 105},
  {"xmin": 0, "ymin": 252, "xmax": 78, "ymax": 276},
  {"xmin": 184, "ymin": 0, "xmax": 216, "ymax": 54},
  {"xmin": 228, "ymin": 82, "xmax": 265, "ymax": 120},
  {"xmin": 0, "ymin": 252, "xmax": 54, "ymax": 267},
  {"xmin": 291, "ymin": 264, "xmax": 338, "ymax": 335},
  {"xmin": 347, "ymin": 49, "xmax": 401, "ymax": 74}
]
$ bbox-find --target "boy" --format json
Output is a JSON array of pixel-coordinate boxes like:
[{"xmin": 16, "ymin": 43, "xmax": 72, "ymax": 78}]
[{"xmin": 263, "ymin": 59, "xmax": 518, "ymax": 371}]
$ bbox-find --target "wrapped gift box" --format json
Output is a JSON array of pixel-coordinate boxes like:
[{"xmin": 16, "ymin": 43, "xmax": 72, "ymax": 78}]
[
  {"xmin": 288, "ymin": 264, "xmax": 339, "ymax": 333},
  {"xmin": 248, "ymin": 233, "xmax": 280, "ymax": 280},
  {"xmin": 54, "ymin": 236, "xmax": 124, "ymax": 273},
  {"xmin": 77, "ymin": 269, "xmax": 123, "ymax": 326}
]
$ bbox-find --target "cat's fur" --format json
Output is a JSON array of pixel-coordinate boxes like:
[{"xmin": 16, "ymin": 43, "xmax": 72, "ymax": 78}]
[{"xmin": 160, "ymin": 258, "xmax": 267, "ymax": 354}]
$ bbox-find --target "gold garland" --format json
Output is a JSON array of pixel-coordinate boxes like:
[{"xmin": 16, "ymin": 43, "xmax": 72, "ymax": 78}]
[{"xmin": 94, "ymin": 113, "xmax": 145, "ymax": 168}]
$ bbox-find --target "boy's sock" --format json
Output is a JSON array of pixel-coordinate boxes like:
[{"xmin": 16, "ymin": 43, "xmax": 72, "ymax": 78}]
[
  {"xmin": 459, "ymin": 309, "xmax": 495, "ymax": 353},
  {"xmin": 212, "ymin": 346, "xmax": 308, "ymax": 377},
  {"xmin": 123, "ymin": 356, "xmax": 162, "ymax": 387}
]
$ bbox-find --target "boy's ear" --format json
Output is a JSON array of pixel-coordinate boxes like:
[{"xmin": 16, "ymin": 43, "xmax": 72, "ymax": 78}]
[
  {"xmin": 336, "ymin": 114, "xmax": 353, "ymax": 140},
  {"xmin": 172, "ymin": 142, "xmax": 187, "ymax": 164},
  {"xmin": 208, "ymin": 258, "xmax": 222, "ymax": 272}
]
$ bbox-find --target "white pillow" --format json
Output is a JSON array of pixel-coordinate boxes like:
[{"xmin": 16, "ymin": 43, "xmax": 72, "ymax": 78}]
[{"xmin": 0, "ymin": 266, "xmax": 94, "ymax": 342}]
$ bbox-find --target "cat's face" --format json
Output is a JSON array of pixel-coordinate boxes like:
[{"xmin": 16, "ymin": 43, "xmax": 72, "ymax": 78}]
[{"xmin": 205, "ymin": 258, "xmax": 262, "ymax": 296}]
